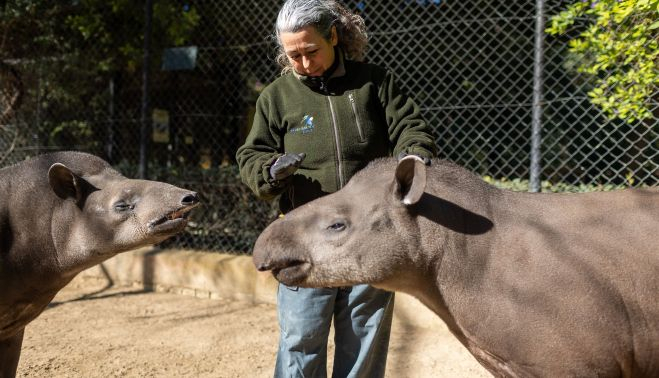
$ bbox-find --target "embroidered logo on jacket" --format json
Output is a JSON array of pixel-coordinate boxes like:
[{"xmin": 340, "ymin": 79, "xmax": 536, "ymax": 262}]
[{"xmin": 290, "ymin": 115, "xmax": 315, "ymax": 134}]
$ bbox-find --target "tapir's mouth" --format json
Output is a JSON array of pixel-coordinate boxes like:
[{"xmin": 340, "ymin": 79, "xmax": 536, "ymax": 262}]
[
  {"xmin": 148, "ymin": 203, "xmax": 200, "ymax": 234},
  {"xmin": 270, "ymin": 259, "xmax": 312, "ymax": 286}
]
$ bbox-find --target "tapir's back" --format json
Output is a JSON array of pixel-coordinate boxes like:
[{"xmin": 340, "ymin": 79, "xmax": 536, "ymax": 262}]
[
  {"xmin": 497, "ymin": 186, "xmax": 659, "ymax": 272},
  {"xmin": 477, "ymin": 187, "xmax": 659, "ymax": 376},
  {"xmin": 414, "ymin": 161, "xmax": 659, "ymax": 376},
  {"xmin": 0, "ymin": 151, "xmax": 115, "ymax": 178},
  {"xmin": 0, "ymin": 151, "xmax": 117, "ymax": 200}
]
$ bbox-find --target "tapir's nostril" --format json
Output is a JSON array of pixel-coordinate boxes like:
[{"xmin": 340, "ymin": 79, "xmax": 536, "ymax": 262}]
[
  {"xmin": 256, "ymin": 263, "xmax": 271, "ymax": 272},
  {"xmin": 181, "ymin": 192, "xmax": 199, "ymax": 206}
]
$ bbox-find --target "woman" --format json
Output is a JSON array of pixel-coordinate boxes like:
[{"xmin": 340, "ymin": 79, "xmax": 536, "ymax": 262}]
[{"xmin": 236, "ymin": 0, "xmax": 437, "ymax": 376}]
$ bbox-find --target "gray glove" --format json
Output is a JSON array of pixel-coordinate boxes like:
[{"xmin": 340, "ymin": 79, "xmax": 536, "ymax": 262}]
[
  {"xmin": 397, "ymin": 151, "xmax": 431, "ymax": 166},
  {"xmin": 269, "ymin": 153, "xmax": 306, "ymax": 180}
]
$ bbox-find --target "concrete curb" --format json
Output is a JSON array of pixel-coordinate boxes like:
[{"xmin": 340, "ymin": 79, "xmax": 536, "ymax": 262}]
[{"xmin": 79, "ymin": 247, "xmax": 445, "ymax": 330}]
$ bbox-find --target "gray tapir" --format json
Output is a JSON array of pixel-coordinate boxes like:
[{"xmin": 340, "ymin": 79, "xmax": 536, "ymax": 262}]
[
  {"xmin": 253, "ymin": 156, "xmax": 659, "ymax": 378},
  {"xmin": 0, "ymin": 151, "xmax": 199, "ymax": 377}
]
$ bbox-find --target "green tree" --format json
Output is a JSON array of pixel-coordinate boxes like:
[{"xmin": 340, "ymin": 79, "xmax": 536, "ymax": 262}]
[
  {"xmin": 547, "ymin": 0, "xmax": 658, "ymax": 123},
  {"xmin": 0, "ymin": 0, "xmax": 199, "ymax": 149},
  {"xmin": 1, "ymin": 0, "xmax": 199, "ymax": 73}
]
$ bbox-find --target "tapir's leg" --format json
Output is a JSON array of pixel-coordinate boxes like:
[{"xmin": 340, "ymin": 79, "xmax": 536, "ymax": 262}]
[{"xmin": 0, "ymin": 328, "xmax": 24, "ymax": 378}]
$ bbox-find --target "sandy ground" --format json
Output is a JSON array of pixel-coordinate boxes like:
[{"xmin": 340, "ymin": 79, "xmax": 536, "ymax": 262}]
[{"xmin": 17, "ymin": 277, "xmax": 489, "ymax": 377}]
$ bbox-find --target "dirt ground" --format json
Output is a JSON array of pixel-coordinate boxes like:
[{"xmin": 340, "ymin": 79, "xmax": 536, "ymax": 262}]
[{"xmin": 17, "ymin": 277, "xmax": 489, "ymax": 377}]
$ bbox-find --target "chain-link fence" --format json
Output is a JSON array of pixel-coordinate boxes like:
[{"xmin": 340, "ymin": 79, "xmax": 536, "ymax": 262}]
[{"xmin": 1, "ymin": 0, "xmax": 657, "ymax": 253}]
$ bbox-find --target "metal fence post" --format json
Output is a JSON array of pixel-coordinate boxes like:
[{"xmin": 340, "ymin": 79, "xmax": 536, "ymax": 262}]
[
  {"xmin": 106, "ymin": 76, "xmax": 115, "ymax": 164},
  {"xmin": 139, "ymin": 0, "xmax": 153, "ymax": 179},
  {"xmin": 34, "ymin": 61, "xmax": 42, "ymax": 154},
  {"xmin": 530, "ymin": 0, "xmax": 546, "ymax": 192}
]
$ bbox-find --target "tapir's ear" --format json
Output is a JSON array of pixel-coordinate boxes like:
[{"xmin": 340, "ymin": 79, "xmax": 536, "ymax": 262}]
[
  {"xmin": 394, "ymin": 155, "xmax": 427, "ymax": 205},
  {"xmin": 48, "ymin": 163, "xmax": 83, "ymax": 203}
]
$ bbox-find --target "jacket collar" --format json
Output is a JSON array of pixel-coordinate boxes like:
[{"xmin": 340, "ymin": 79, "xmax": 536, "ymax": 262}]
[{"xmin": 295, "ymin": 47, "xmax": 346, "ymax": 91}]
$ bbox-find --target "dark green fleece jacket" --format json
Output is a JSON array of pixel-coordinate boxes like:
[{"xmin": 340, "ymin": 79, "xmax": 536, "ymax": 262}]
[{"xmin": 236, "ymin": 53, "xmax": 437, "ymax": 213}]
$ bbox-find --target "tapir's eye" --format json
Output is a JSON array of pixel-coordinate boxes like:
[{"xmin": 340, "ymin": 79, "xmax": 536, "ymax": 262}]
[
  {"xmin": 327, "ymin": 221, "xmax": 346, "ymax": 232},
  {"xmin": 114, "ymin": 201, "xmax": 132, "ymax": 212}
]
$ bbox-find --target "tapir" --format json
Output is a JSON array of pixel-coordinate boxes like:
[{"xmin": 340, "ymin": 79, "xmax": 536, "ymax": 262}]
[
  {"xmin": 253, "ymin": 156, "xmax": 659, "ymax": 377},
  {"xmin": 0, "ymin": 151, "xmax": 199, "ymax": 377}
]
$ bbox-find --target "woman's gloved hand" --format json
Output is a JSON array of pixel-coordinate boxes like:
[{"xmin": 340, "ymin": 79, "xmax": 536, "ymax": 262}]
[{"xmin": 270, "ymin": 153, "xmax": 306, "ymax": 180}]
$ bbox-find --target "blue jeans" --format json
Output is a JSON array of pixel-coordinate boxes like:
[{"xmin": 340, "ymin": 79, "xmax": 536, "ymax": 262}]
[{"xmin": 274, "ymin": 284, "xmax": 394, "ymax": 378}]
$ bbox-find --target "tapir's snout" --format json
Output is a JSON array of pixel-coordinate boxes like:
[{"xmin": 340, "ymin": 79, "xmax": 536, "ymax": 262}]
[
  {"xmin": 147, "ymin": 188, "xmax": 200, "ymax": 235},
  {"xmin": 252, "ymin": 221, "xmax": 311, "ymax": 286},
  {"xmin": 252, "ymin": 226, "xmax": 275, "ymax": 271}
]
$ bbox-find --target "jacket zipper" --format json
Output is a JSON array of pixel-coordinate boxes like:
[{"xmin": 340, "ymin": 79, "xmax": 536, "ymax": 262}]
[
  {"xmin": 327, "ymin": 96, "xmax": 345, "ymax": 188},
  {"xmin": 348, "ymin": 93, "xmax": 365, "ymax": 142}
]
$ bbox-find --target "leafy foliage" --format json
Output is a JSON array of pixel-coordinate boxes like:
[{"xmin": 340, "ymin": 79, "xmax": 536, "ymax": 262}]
[
  {"xmin": 1, "ymin": 0, "xmax": 199, "ymax": 72},
  {"xmin": 547, "ymin": 0, "xmax": 658, "ymax": 123},
  {"xmin": 483, "ymin": 174, "xmax": 632, "ymax": 192},
  {"xmin": 0, "ymin": 0, "xmax": 199, "ymax": 150}
]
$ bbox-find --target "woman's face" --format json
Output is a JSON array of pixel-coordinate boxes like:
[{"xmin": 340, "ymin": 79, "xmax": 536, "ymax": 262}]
[{"xmin": 280, "ymin": 25, "xmax": 337, "ymax": 77}]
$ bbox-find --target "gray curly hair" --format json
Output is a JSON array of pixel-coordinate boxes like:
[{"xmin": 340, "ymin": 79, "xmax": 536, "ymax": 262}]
[{"xmin": 274, "ymin": 0, "xmax": 368, "ymax": 74}]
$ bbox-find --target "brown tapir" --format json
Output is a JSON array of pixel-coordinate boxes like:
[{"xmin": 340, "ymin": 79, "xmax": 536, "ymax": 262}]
[
  {"xmin": 253, "ymin": 156, "xmax": 659, "ymax": 378},
  {"xmin": 0, "ymin": 151, "xmax": 199, "ymax": 378}
]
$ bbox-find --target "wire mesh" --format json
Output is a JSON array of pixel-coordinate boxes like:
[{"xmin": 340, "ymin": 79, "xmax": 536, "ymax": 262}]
[{"xmin": 0, "ymin": 0, "xmax": 657, "ymax": 253}]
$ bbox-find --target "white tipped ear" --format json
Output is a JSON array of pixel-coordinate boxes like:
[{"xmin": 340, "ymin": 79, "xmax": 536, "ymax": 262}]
[
  {"xmin": 394, "ymin": 155, "xmax": 427, "ymax": 205},
  {"xmin": 48, "ymin": 163, "xmax": 82, "ymax": 202}
]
